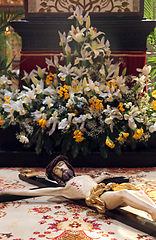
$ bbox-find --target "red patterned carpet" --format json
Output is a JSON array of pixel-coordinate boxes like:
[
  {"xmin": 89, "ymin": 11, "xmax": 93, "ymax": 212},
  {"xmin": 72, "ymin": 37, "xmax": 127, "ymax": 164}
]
[{"xmin": 0, "ymin": 167, "xmax": 156, "ymax": 240}]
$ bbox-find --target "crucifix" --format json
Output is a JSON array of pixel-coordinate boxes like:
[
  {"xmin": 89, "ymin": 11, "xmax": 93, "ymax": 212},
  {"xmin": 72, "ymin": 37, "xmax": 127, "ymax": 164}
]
[{"xmin": 0, "ymin": 155, "xmax": 156, "ymax": 237}]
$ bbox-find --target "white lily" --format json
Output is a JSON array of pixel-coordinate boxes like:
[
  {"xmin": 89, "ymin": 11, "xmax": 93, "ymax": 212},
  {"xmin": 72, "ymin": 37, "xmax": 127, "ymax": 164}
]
[
  {"xmin": 22, "ymin": 70, "xmax": 34, "ymax": 82},
  {"xmin": 106, "ymin": 64, "xmax": 120, "ymax": 80},
  {"xmin": 134, "ymin": 75, "xmax": 146, "ymax": 89},
  {"xmin": 0, "ymin": 75, "xmax": 8, "ymax": 85},
  {"xmin": 72, "ymin": 66, "xmax": 87, "ymax": 79},
  {"xmin": 99, "ymin": 65, "xmax": 106, "ymax": 78},
  {"xmin": 43, "ymin": 96, "xmax": 53, "ymax": 107},
  {"xmin": 76, "ymin": 48, "xmax": 92, "ymax": 62},
  {"xmin": 72, "ymin": 114, "xmax": 91, "ymax": 125},
  {"xmin": 20, "ymin": 85, "xmax": 36, "ymax": 103},
  {"xmin": 149, "ymin": 122, "xmax": 156, "ymax": 133},
  {"xmin": 19, "ymin": 135, "xmax": 29, "ymax": 144},
  {"xmin": 15, "ymin": 100, "xmax": 26, "ymax": 115},
  {"xmin": 58, "ymin": 63, "xmax": 75, "ymax": 79},
  {"xmin": 105, "ymin": 40, "xmax": 111, "ymax": 55},
  {"xmin": 58, "ymin": 118, "xmax": 70, "ymax": 130},
  {"xmin": 68, "ymin": 6, "xmax": 88, "ymax": 25},
  {"xmin": 84, "ymin": 37, "xmax": 105, "ymax": 58},
  {"xmin": 45, "ymin": 55, "xmax": 60, "ymax": 69},
  {"xmin": 35, "ymin": 80, "xmax": 44, "ymax": 94},
  {"xmin": 58, "ymin": 31, "xmax": 72, "ymax": 46},
  {"xmin": 2, "ymin": 99, "xmax": 17, "ymax": 113},
  {"xmin": 68, "ymin": 113, "xmax": 75, "ymax": 122},
  {"xmin": 84, "ymin": 79, "xmax": 97, "ymax": 92},
  {"xmin": 33, "ymin": 107, "xmax": 46, "ymax": 121},
  {"xmin": 137, "ymin": 65, "xmax": 151, "ymax": 76},
  {"xmin": 124, "ymin": 106, "xmax": 142, "ymax": 130},
  {"xmin": 116, "ymin": 76, "xmax": 128, "ymax": 94},
  {"xmin": 69, "ymin": 26, "xmax": 86, "ymax": 43},
  {"xmin": 88, "ymin": 26, "xmax": 104, "ymax": 40},
  {"xmin": 104, "ymin": 105, "xmax": 123, "ymax": 132},
  {"xmin": 46, "ymin": 112, "xmax": 60, "ymax": 135},
  {"xmin": 43, "ymin": 86, "xmax": 56, "ymax": 96},
  {"xmin": 71, "ymin": 79, "xmax": 83, "ymax": 94},
  {"xmin": 65, "ymin": 43, "xmax": 71, "ymax": 56}
]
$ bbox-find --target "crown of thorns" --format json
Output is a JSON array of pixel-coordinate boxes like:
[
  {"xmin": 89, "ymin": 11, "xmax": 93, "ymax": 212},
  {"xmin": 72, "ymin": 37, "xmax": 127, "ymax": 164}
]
[{"xmin": 46, "ymin": 155, "xmax": 75, "ymax": 187}]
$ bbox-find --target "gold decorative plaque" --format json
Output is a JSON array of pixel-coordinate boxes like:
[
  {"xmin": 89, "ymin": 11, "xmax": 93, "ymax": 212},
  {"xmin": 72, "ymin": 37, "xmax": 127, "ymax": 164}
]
[{"xmin": 27, "ymin": 0, "xmax": 140, "ymax": 13}]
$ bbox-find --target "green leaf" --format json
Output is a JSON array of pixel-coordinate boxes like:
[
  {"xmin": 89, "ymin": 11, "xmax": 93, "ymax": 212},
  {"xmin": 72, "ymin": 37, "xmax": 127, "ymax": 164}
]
[
  {"xmin": 35, "ymin": 133, "xmax": 44, "ymax": 155},
  {"xmin": 62, "ymin": 133, "xmax": 73, "ymax": 154},
  {"xmin": 122, "ymin": 67, "xmax": 127, "ymax": 77},
  {"xmin": 80, "ymin": 140, "xmax": 90, "ymax": 156},
  {"xmin": 130, "ymin": 136, "xmax": 137, "ymax": 150},
  {"xmin": 113, "ymin": 144, "xmax": 122, "ymax": 156},
  {"xmin": 100, "ymin": 143, "xmax": 108, "ymax": 159},
  {"xmin": 26, "ymin": 128, "xmax": 41, "ymax": 148},
  {"xmin": 44, "ymin": 136, "xmax": 53, "ymax": 155},
  {"xmin": 72, "ymin": 143, "xmax": 79, "ymax": 158}
]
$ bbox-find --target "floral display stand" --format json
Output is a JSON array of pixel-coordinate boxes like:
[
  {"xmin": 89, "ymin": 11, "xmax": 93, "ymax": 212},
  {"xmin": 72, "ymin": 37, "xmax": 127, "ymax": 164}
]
[
  {"xmin": 0, "ymin": 127, "xmax": 156, "ymax": 168},
  {"xmin": 1, "ymin": 4, "xmax": 156, "ymax": 168}
]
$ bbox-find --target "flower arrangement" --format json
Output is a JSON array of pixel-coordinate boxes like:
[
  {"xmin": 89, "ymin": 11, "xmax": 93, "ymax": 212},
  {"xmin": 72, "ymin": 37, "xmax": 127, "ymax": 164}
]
[{"xmin": 0, "ymin": 7, "xmax": 156, "ymax": 159}]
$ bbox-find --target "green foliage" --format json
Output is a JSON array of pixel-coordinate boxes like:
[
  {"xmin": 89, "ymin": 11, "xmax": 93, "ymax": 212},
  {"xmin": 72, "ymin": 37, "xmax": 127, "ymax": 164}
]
[
  {"xmin": 0, "ymin": 7, "xmax": 24, "ymax": 77},
  {"xmin": 0, "ymin": 8, "xmax": 24, "ymax": 35},
  {"xmin": 144, "ymin": 0, "xmax": 156, "ymax": 82},
  {"xmin": 144, "ymin": 0, "xmax": 156, "ymax": 20}
]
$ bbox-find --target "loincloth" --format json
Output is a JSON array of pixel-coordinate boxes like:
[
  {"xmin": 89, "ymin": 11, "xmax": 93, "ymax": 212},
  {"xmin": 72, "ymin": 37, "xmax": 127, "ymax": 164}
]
[{"xmin": 85, "ymin": 182, "xmax": 138, "ymax": 213}]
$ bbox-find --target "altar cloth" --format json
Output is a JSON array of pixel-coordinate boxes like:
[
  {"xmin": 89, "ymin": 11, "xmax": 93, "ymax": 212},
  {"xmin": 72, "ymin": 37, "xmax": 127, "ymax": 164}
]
[{"xmin": 0, "ymin": 167, "xmax": 156, "ymax": 240}]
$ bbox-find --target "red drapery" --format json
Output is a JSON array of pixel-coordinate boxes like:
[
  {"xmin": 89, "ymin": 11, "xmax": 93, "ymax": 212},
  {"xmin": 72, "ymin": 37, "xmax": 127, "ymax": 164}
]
[{"xmin": 20, "ymin": 50, "xmax": 146, "ymax": 77}]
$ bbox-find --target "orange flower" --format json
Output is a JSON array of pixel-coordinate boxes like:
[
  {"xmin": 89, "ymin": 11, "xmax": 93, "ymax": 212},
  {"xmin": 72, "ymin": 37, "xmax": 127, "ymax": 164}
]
[
  {"xmin": 105, "ymin": 137, "xmax": 115, "ymax": 149},
  {"xmin": 133, "ymin": 128, "xmax": 143, "ymax": 140},
  {"xmin": 0, "ymin": 117, "xmax": 3, "ymax": 126},
  {"xmin": 90, "ymin": 98, "xmax": 104, "ymax": 111},
  {"xmin": 151, "ymin": 100, "xmax": 156, "ymax": 110},
  {"xmin": 118, "ymin": 103, "xmax": 125, "ymax": 112},
  {"xmin": 59, "ymin": 85, "xmax": 70, "ymax": 100},
  {"xmin": 73, "ymin": 130, "xmax": 84, "ymax": 143},
  {"xmin": 37, "ymin": 119, "xmax": 47, "ymax": 128},
  {"xmin": 117, "ymin": 135, "xmax": 123, "ymax": 142},
  {"xmin": 123, "ymin": 133, "xmax": 129, "ymax": 138},
  {"xmin": 46, "ymin": 73, "xmax": 55, "ymax": 85}
]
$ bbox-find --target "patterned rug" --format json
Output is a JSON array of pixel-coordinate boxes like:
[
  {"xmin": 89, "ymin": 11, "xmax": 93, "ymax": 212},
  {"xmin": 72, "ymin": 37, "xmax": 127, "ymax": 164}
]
[{"xmin": 0, "ymin": 167, "xmax": 156, "ymax": 240}]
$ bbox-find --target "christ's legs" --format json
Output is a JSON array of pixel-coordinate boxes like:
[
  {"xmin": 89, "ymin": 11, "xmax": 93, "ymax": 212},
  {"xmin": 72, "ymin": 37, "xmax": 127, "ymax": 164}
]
[
  {"xmin": 100, "ymin": 189, "xmax": 156, "ymax": 222},
  {"xmin": 132, "ymin": 190, "xmax": 156, "ymax": 206}
]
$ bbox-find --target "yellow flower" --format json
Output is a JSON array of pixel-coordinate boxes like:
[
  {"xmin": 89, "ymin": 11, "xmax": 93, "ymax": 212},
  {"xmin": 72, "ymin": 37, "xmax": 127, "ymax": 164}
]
[
  {"xmin": 4, "ymin": 96, "xmax": 10, "ymax": 104},
  {"xmin": 118, "ymin": 135, "xmax": 123, "ymax": 141},
  {"xmin": 105, "ymin": 137, "xmax": 115, "ymax": 149},
  {"xmin": 37, "ymin": 119, "xmax": 47, "ymax": 128},
  {"xmin": 118, "ymin": 132, "xmax": 129, "ymax": 142},
  {"xmin": 46, "ymin": 72, "xmax": 55, "ymax": 85},
  {"xmin": 74, "ymin": 109, "xmax": 78, "ymax": 115},
  {"xmin": 118, "ymin": 103, "xmax": 125, "ymax": 112},
  {"xmin": 133, "ymin": 128, "xmax": 143, "ymax": 140},
  {"xmin": 152, "ymin": 90, "xmax": 156, "ymax": 98},
  {"xmin": 151, "ymin": 100, "xmax": 156, "ymax": 110},
  {"xmin": 59, "ymin": 85, "xmax": 69, "ymax": 100},
  {"xmin": 73, "ymin": 130, "xmax": 84, "ymax": 143},
  {"xmin": 106, "ymin": 80, "xmax": 117, "ymax": 91},
  {"xmin": 0, "ymin": 116, "xmax": 3, "ymax": 126},
  {"xmin": 123, "ymin": 133, "xmax": 129, "ymax": 138},
  {"xmin": 90, "ymin": 98, "xmax": 104, "ymax": 111}
]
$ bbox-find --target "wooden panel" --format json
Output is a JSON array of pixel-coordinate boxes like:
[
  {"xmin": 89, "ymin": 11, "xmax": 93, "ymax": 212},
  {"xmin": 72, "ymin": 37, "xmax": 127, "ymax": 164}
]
[{"xmin": 24, "ymin": 0, "xmax": 144, "ymax": 18}]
